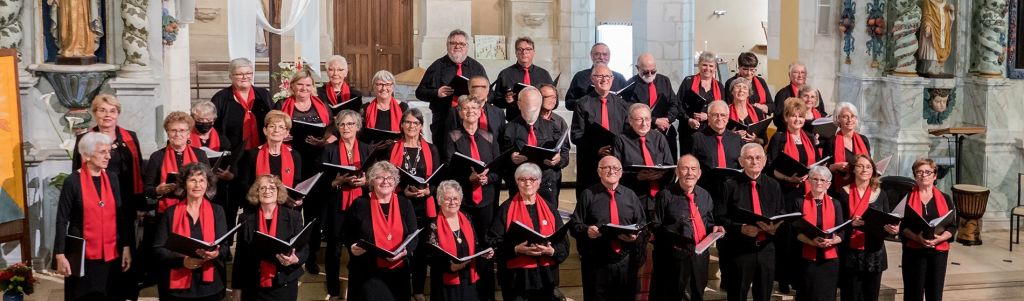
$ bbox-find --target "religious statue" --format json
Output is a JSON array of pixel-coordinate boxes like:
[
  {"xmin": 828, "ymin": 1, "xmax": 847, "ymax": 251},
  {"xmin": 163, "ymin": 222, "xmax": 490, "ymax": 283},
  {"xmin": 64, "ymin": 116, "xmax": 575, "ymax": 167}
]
[
  {"xmin": 924, "ymin": 88, "xmax": 955, "ymax": 124},
  {"xmin": 48, "ymin": 0, "xmax": 104, "ymax": 63},
  {"xmin": 891, "ymin": 0, "xmax": 922, "ymax": 75},
  {"xmin": 918, "ymin": 0, "xmax": 956, "ymax": 77},
  {"xmin": 971, "ymin": 0, "xmax": 1008, "ymax": 77}
]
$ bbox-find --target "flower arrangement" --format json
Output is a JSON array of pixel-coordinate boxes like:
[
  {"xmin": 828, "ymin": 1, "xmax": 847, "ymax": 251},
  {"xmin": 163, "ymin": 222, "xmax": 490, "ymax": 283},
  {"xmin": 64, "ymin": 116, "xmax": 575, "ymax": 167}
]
[
  {"xmin": 271, "ymin": 61, "xmax": 302, "ymax": 103},
  {"xmin": 0, "ymin": 263, "xmax": 36, "ymax": 296},
  {"xmin": 162, "ymin": 8, "xmax": 180, "ymax": 46}
]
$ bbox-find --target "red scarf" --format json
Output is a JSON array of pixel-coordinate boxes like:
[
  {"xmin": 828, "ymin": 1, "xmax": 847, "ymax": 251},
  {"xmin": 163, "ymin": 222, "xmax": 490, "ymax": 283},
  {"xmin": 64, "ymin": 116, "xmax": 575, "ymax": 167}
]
[
  {"xmin": 691, "ymin": 75, "xmax": 722, "ymax": 100},
  {"xmin": 339, "ymin": 141, "xmax": 363, "ymax": 211},
  {"xmin": 117, "ymin": 127, "xmax": 144, "ymax": 194},
  {"xmin": 158, "ymin": 147, "xmax": 199, "ymax": 213},
  {"xmin": 365, "ymin": 98, "xmax": 403, "ymax": 131},
  {"xmin": 189, "ymin": 128, "xmax": 221, "ymax": 151},
  {"xmin": 505, "ymin": 194, "xmax": 556, "ymax": 269},
  {"xmin": 847, "ymin": 184, "xmax": 873, "ymax": 250},
  {"xmin": 169, "ymin": 200, "xmax": 216, "ymax": 289},
  {"xmin": 801, "ymin": 192, "xmax": 838, "ymax": 261},
  {"xmin": 389, "ymin": 139, "xmax": 436, "ymax": 217},
  {"xmin": 255, "ymin": 144, "xmax": 296, "ymax": 186},
  {"xmin": 257, "ymin": 206, "xmax": 278, "ymax": 287},
  {"xmin": 436, "ymin": 212, "xmax": 479, "ymax": 285},
  {"xmin": 371, "ymin": 193, "xmax": 406, "ymax": 269},
  {"xmin": 784, "ymin": 130, "xmax": 817, "ymax": 165},
  {"xmin": 907, "ymin": 186, "xmax": 950, "ymax": 251},
  {"xmin": 751, "ymin": 77, "xmax": 767, "ymax": 105},
  {"xmin": 833, "ymin": 131, "xmax": 868, "ymax": 163},
  {"xmin": 326, "ymin": 82, "xmax": 352, "ymax": 106},
  {"xmin": 79, "ymin": 168, "xmax": 119, "ymax": 261},
  {"xmin": 280, "ymin": 96, "xmax": 331, "ymax": 126},
  {"xmin": 790, "ymin": 83, "xmax": 800, "ymax": 98},
  {"xmin": 233, "ymin": 88, "xmax": 260, "ymax": 149},
  {"xmin": 729, "ymin": 103, "xmax": 760, "ymax": 123}
]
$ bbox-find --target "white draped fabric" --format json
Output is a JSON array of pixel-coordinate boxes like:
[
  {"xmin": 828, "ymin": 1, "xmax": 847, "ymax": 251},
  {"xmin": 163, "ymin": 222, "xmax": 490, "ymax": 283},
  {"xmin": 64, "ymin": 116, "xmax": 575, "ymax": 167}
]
[{"xmin": 228, "ymin": 0, "xmax": 320, "ymax": 77}]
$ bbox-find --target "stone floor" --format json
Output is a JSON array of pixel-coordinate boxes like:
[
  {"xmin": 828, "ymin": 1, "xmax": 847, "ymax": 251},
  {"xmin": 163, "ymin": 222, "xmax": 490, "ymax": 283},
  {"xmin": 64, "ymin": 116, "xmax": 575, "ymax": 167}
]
[{"xmin": 25, "ymin": 189, "xmax": 1024, "ymax": 300}]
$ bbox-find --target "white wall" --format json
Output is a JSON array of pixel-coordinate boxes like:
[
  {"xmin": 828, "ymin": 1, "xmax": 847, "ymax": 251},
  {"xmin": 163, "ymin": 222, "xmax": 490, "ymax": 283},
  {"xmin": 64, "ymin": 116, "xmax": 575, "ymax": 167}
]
[{"xmin": 694, "ymin": 0, "xmax": 769, "ymax": 78}]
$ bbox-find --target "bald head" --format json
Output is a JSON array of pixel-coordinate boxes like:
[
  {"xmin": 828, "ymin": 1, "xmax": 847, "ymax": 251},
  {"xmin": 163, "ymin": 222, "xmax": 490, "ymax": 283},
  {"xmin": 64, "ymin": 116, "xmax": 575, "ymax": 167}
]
[
  {"xmin": 636, "ymin": 53, "xmax": 656, "ymax": 68},
  {"xmin": 598, "ymin": 155, "xmax": 623, "ymax": 187},
  {"xmin": 518, "ymin": 86, "xmax": 542, "ymax": 124},
  {"xmin": 636, "ymin": 53, "xmax": 657, "ymax": 83}
]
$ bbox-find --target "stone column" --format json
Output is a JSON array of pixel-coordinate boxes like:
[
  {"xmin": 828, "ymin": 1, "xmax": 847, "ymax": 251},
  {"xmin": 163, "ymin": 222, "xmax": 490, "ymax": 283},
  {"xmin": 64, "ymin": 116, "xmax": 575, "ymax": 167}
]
[
  {"xmin": 961, "ymin": 76, "xmax": 1016, "ymax": 229},
  {"xmin": 416, "ymin": 0, "xmax": 472, "ymax": 68},
  {"xmin": 0, "ymin": 0, "xmax": 23, "ymax": 65},
  {"xmin": 969, "ymin": 0, "xmax": 1009, "ymax": 77},
  {"xmin": 865, "ymin": 76, "xmax": 934, "ymax": 178},
  {"xmin": 119, "ymin": 0, "xmax": 151, "ymax": 78},
  {"xmin": 633, "ymin": 0, "xmax": 692, "ymax": 85}
]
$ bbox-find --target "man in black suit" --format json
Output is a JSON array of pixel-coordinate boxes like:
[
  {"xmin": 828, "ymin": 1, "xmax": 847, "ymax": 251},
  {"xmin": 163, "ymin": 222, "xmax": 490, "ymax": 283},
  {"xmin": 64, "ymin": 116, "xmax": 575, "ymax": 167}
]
[
  {"xmin": 566, "ymin": 43, "xmax": 629, "ymax": 111},
  {"xmin": 416, "ymin": 29, "xmax": 487, "ymax": 144},
  {"xmin": 492, "ymin": 36, "xmax": 554, "ymax": 121}
]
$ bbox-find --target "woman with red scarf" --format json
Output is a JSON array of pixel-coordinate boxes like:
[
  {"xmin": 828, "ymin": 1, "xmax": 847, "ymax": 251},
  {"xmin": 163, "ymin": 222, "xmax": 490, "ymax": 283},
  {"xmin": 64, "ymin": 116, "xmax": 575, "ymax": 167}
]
[
  {"xmin": 343, "ymin": 161, "xmax": 419, "ymax": 301},
  {"xmin": 677, "ymin": 51, "xmax": 725, "ymax": 149},
  {"xmin": 210, "ymin": 58, "xmax": 273, "ymax": 150},
  {"xmin": 189, "ymin": 101, "xmax": 238, "ymax": 239},
  {"xmin": 231, "ymin": 175, "xmax": 306, "ymax": 300},
  {"xmin": 360, "ymin": 70, "xmax": 409, "ymax": 145},
  {"xmin": 56, "ymin": 133, "xmax": 135, "ymax": 300},
  {"xmin": 144, "ymin": 112, "xmax": 211, "ymax": 213},
  {"xmin": 835, "ymin": 155, "xmax": 897, "ymax": 301},
  {"xmin": 487, "ymin": 163, "xmax": 568, "ymax": 301},
  {"xmin": 823, "ymin": 102, "xmax": 871, "ymax": 190},
  {"xmin": 319, "ymin": 110, "xmax": 371, "ymax": 299},
  {"xmin": 799, "ymin": 85, "xmax": 828, "ymax": 123},
  {"xmin": 726, "ymin": 77, "xmax": 767, "ymax": 145},
  {"xmin": 317, "ymin": 55, "xmax": 364, "ymax": 115},
  {"xmin": 427, "ymin": 180, "xmax": 496, "ymax": 301},
  {"xmin": 152, "ymin": 163, "xmax": 228, "ymax": 300},
  {"xmin": 792, "ymin": 166, "xmax": 845, "ymax": 301},
  {"xmin": 390, "ymin": 109, "xmax": 442, "ymax": 300},
  {"xmin": 766, "ymin": 98, "xmax": 818, "ymax": 293},
  {"xmin": 901, "ymin": 158, "xmax": 956, "ymax": 301},
  {"xmin": 237, "ymin": 110, "xmax": 303, "ymax": 205}
]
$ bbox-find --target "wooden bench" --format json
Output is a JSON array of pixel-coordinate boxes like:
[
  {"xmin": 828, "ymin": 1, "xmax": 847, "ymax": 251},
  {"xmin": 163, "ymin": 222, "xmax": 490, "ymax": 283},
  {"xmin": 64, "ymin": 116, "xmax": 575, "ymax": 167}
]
[{"xmin": 190, "ymin": 61, "xmax": 272, "ymax": 99}]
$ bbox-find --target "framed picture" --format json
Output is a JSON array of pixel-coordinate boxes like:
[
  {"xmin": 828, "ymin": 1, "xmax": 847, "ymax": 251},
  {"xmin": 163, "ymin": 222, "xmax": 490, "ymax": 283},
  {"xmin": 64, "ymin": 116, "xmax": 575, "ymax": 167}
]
[
  {"xmin": 474, "ymin": 35, "xmax": 507, "ymax": 60},
  {"xmin": 0, "ymin": 49, "xmax": 31, "ymax": 263}
]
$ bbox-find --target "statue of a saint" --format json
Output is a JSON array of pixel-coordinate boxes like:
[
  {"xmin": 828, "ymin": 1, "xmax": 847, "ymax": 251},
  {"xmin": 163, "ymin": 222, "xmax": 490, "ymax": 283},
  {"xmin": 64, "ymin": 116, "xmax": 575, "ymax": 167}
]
[
  {"xmin": 48, "ymin": 0, "xmax": 104, "ymax": 61},
  {"xmin": 918, "ymin": 0, "xmax": 955, "ymax": 76}
]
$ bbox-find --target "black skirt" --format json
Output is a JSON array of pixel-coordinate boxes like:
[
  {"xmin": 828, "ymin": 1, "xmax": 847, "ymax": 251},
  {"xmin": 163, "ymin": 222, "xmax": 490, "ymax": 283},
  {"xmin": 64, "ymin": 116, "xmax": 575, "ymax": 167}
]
[
  {"xmin": 65, "ymin": 258, "xmax": 120, "ymax": 301},
  {"xmin": 240, "ymin": 280, "xmax": 299, "ymax": 301}
]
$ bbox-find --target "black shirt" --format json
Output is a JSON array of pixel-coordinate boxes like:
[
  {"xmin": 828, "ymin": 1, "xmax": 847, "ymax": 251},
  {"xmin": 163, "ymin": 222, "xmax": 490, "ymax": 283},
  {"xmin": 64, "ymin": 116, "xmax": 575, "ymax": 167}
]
[
  {"xmin": 232, "ymin": 206, "xmax": 308, "ymax": 289},
  {"xmin": 724, "ymin": 75, "xmax": 775, "ymax": 115},
  {"xmin": 612, "ymin": 128, "xmax": 674, "ymax": 200},
  {"xmin": 54, "ymin": 171, "xmax": 133, "ymax": 254},
  {"xmin": 153, "ymin": 203, "xmax": 229, "ymax": 299},
  {"xmin": 716, "ymin": 173, "xmax": 786, "ymax": 248},
  {"xmin": 211, "ymin": 86, "xmax": 274, "ymax": 148},
  {"xmin": 416, "ymin": 56, "xmax": 488, "ymax": 126},
  {"xmin": 569, "ymin": 184, "xmax": 646, "ymax": 261},
  {"xmin": 491, "ymin": 63, "xmax": 554, "ymax": 121},
  {"xmin": 652, "ymin": 184, "xmax": 716, "ymax": 249},
  {"xmin": 619, "ymin": 74, "xmax": 682, "ymax": 124},
  {"xmin": 566, "ymin": 68, "xmax": 628, "ymax": 111}
]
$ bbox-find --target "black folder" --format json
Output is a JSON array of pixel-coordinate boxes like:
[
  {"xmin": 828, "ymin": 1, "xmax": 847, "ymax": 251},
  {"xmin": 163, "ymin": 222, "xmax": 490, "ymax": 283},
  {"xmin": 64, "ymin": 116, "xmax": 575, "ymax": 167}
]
[
  {"xmin": 624, "ymin": 164, "xmax": 677, "ymax": 174},
  {"xmin": 329, "ymin": 97, "xmax": 361, "ymax": 110},
  {"xmin": 165, "ymin": 222, "xmax": 244, "ymax": 256},
  {"xmin": 431, "ymin": 244, "xmax": 494, "ymax": 263},
  {"xmin": 359, "ymin": 128, "xmax": 403, "ymax": 145},
  {"xmin": 726, "ymin": 118, "xmax": 772, "ymax": 137},
  {"xmin": 211, "ymin": 139, "xmax": 247, "ymax": 170},
  {"xmin": 358, "ymin": 228, "xmax": 423, "ymax": 258},
  {"xmin": 598, "ymin": 222, "xmax": 652, "ymax": 237},
  {"xmin": 518, "ymin": 131, "xmax": 569, "ymax": 163},
  {"xmin": 251, "ymin": 219, "xmax": 318, "ymax": 258},
  {"xmin": 585, "ymin": 122, "xmax": 617, "ymax": 148},
  {"xmin": 772, "ymin": 154, "xmax": 831, "ymax": 178},
  {"xmin": 791, "ymin": 219, "xmax": 852, "ymax": 239},
  {"xmin": 398, "ymin": 164, "xmax": 447, "ymax": 187},
  {"xmin": 706, "ymin": 167, "xmax": 743, "ymax": 183},
  {"xmin": 63, "ymin": 234, "xmax": 86, "ymax": 277},
  {"xmin": 449, "ymin": 149, "xmax": 512, "ymax": 174},
  {"xmin": 812, "ymin": 117, "xmax": 839, "ymax": 139},
  {"xmin": 165, "ymin": 172, "xmax": 178, "ymax": 185},
  {"xmin": 448, "ymin": 75, "xmax": 471, "ymax": 97},
  {"xmin": 291, "ymin": 119, "xmax": 328, "ymax": 140},
  {"xmin": 505, "ymin": 221, "xmax": 569, "ymax": 245},
  {"xmin": 322, "ymin": 162, "xmax": 364, "ymax": 178},
  {"xmin": 510, "ymin": 82, "xmax": 531, "ymax": 96},
  {"xmin": 285, "ymin": 172, "xmax": 323, "ymax": 199},
  {"xmin": 902, "ymin": 208, "xmax": 954, "ymax": 239},
  {"xmin": 730, "ymin": 209, "xmax": 803, "ymax": 225},
  {"xmin": 861, "ymin": 207, "xmax": 903, "ymax": 238},
  {"xmin": 682, "ymin": 88, "xmax": 711, "ymax": 112},
  {"xmin": 199, "ymin": 147, "xmax": 230, "ymax": 161}
]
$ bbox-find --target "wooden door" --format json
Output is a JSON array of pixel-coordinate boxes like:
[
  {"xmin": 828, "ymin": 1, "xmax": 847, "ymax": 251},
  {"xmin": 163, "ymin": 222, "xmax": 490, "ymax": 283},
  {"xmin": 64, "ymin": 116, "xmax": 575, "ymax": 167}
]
[{"xmin": 334, "ymin": 0, "xmax": 414, "ymax": 92}]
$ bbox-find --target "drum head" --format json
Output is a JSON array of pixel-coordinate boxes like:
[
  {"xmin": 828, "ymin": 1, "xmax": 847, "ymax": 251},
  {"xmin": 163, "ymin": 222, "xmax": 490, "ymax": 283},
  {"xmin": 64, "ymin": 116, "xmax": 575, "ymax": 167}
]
[{"xmin": 953, "ymin": 184, "xmax": 988, "ymax": 193}]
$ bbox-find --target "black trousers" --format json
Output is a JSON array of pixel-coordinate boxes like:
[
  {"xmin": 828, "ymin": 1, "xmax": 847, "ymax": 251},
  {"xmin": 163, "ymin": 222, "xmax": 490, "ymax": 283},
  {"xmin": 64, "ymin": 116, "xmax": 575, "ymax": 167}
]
[
  {"xmin": 411, "ymin": 217, "xmax": 431, "ymax": 295},
  {"xmin": 839, "ymin": 267, "xmax": 883, "ymax": 301},
  {"xmin": 65, "ymin": 258, "xmax": 122, "ymax": 301},
  {"xmin": 797, "ymin": 258, "xmax": 839, "ymax": 301},
  {"xmin": 301, "ymin": 199, "xmax": 323, "ymax": 270},
  {"xmin": 500, "ymin": 285, "xmax": 556, "ymax": 301},
  {"xmin": 581, "ymin": 254, "xmax": 638, "ymax": 301},
  {"xmin": 721, "ymin": 243, "xmax": 775, "ymax": 301},
  {"xmin": 348, "ymin": 267, "xmax": 411, "ymax": 301},
  {"xmin": 462, "ymin": 202, "xmax": 497, "ymax": 301},
  {"xmin": 324, "ymin": 207, "xmax": 347, "ymax": 296},
  {"xmin": 901, "ymin": 247, "xmax": 948, "ymax": 301},
  {"xmin": 650, "ymin": 247, "xmax": 695, "ymax": 301},
  {"xmin": 241, "ymin": 280, "xmax": 299, "ymax": 301}
]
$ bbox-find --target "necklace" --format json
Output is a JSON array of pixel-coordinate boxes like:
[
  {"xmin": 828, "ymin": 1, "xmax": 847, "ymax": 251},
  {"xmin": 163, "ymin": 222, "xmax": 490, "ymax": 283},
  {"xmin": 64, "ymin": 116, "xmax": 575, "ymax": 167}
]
[{"xmin": 403, "ymin": 146, "xmax": 422, "ymax": 176}]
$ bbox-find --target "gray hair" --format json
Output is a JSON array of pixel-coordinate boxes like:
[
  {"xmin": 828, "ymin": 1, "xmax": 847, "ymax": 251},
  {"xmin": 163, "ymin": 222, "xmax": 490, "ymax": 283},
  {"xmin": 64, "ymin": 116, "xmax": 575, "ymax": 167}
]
[
  {"xmin": 334, "ymin": 110, "xmax": 363, "ymax": 129},
  {"xmin": 228, "ymin": 57, "xmax": 254, "ymax": 74},
  {"xmin": 808, "ymin": 165, "xmax": 833, "ymax": 181},
  {"xmin": 833, "ymin": 102, "xmax": 859, "ymax": 124},
  {"xmin": 514, "ymin": 163, "xmax": 542, "ymax": 180},
  {"xmin": 788, "ymin": 61, "xmax": 807, "ymax": 73},
  {"xmin": 174, "ymin": 162, "xmax": 218, "ymax": 199},
  {"xmin": 448, "ymin": 29, "xmax": 469, "ymax": 40},
  {"xmin": 403, "ymin": 108, "xmax": 425, "ymax": 125},
  {"xmin": 708, "ymin": 100, "xmax": 729, "ymax": 113},
  {"xmin": 78, "ymin": 132, "xmax": 113, "ymax": 157},
  {"xmin": 437, "ymin": 180, "xmax": 463, "ymax": 200},
  {"xmin": 191, "ymin": 100, "xmax": 218, "ymax": 119},
  {"xmin": 371, "ymin": 70, "xmax": 396, "ymax": 85},
  {"xmin": 457, "ymin": 95, "xmax": 479, "ymax": 109},
  {"xmin": 518, "ymin": 86, "xmax": 541, "ymax": 103},
  {"xmin": 798, "ymin": 85, "xmax": 816, "ymax": 97},
  {"xmin": 366, "ymin": 161, "xmax": 399, "ymax": 185},
  {"xmin": 729, "ymin": 77, "xmax": 751, "ymax": 93},
  {"xmin": 740, "ymin": 142, "xmax": 764, "ymax": 156},
  {"xmin": 698, "ymin": 51, "xmax": 717, "ymax": 64},
  {"xmin": 326, "ymin": 55, "xmax": 349, "ymax": 69},
  {"xmin": 628, "ymin": 102, "xmax": 651, "ymax": 118}
]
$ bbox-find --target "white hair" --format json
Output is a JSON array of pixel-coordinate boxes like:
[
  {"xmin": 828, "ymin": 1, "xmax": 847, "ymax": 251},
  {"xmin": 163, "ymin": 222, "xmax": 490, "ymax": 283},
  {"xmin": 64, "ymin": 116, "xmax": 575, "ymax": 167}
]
[
  {"xmin": 808, "ymin": 165, "xmax": 832, "ymax": 181},
  {"xmin": 514, "ymin": 163, "xmax": 542, "ymax": 180},
  {"xmin": 833, "ymin": 102, "xmax": 859, "ymax": 125},
  {"xmin": 326, "ymin": 55, "xmax": 349, "ymax": 69},
  {"xmin": 228, "ymin": 57, "xmax": 254, "ymax": 74},
  {"xmin": 78, "ymin": 132, "xmax": 113, "ymax": 157}
]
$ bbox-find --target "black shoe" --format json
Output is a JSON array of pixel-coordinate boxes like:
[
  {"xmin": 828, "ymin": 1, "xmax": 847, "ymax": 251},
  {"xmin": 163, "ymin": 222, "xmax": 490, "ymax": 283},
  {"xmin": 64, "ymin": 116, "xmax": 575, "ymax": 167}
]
[{"xmin": 305, "ymin": 262, "xmax": 321, "ymax": 274}]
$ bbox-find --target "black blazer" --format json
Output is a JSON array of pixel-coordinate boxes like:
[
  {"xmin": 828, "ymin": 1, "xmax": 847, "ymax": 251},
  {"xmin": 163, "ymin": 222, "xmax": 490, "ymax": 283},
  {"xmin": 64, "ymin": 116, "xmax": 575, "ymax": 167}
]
[
  {"xmin": 211, "ymin": 86, "xmax": 274, "ymax": 148},
  {"xmin": 317, "ymin": 83, "xmax": 364, "ymax": 115},
  {"xmin": 232, "ymin": 206, "xmax": 308, "ymax": 289}
]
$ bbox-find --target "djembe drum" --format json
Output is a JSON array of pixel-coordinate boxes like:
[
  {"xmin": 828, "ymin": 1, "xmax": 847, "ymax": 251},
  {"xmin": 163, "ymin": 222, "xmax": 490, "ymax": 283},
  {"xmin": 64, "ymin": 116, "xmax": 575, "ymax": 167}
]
[{"xmin": 952, "ymin": 184, "xmax": 989, "ymax": 246}]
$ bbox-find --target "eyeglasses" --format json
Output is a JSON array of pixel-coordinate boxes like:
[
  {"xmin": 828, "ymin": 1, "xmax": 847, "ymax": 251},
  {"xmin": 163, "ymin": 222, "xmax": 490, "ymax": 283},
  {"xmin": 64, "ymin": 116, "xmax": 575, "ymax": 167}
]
[
  {"xmin": 807, "ymin": 178, "xmax": 831, "ymax": 183},
  {"xmin": 639, "ymin": 69, "xmax": 657, "ymax": 76},
  {"xmin": 374, "ymin": 82, "xmax": 394, "ymax": 88},
  {"xmin": 630, "ymin": 117, "xmax": 651, "ymax": 123},
  {"xmin": 258, "ymin": 186, "xmax": 277, "ymax": 192},
  {"xmin": 167, "ymin": 129, "xmax": 189, "ymax": 135},
  {"xmin": 837, "ymin": 114, "xmax": 858, "ymax": 120},
  {"xmin": 233, "ymin": 72, "xmax": 254, "ymax": 78},
  {"xmin": 401, "ymin": 120, "xmax": 422, "ymax": 126},
  {"xmin": 338, "ymin": 121, "xmax": 358, "ymax": 128},
  {"xmin": 598, "ymin": 166, "xmax": 622, "ymax": 173},
  {"xmin": 516, "ymin": 177, "xmax": 539, "ymax": 184},
  {"xmin": 708, "ymin": 112, "xmax": 729, "ymax": 119},
  {"xmin": 742, "ymin": 155, "xmax": 765, "ymax": 161},
  {"xmin": 591, "ymin": 74, "xmax": 613, "ymax": 80},
  {"xmin": 677, "ymin": 166, "xmax": 700, "ymax": 173},
  {"xmin": 914, "ymin": 170, "xmax": 936, "ymax": 176},
  {"xmin": 441, "ymin": 196, "xmax": 461, "ymax": 203},
  {"xmin": 266, "ymin": 124, "xmax": 288, "ymax": 131},
  {"xmin": 515, "ymin": 47, "xmax": 534, "ymax": 53},
  {"xmin": 374, "ymin": 176, "xmax": 397, "ymax": 183},
  {"xmin": 448, "ymin": 41, "xmax": 468, "ymax": 48}
]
